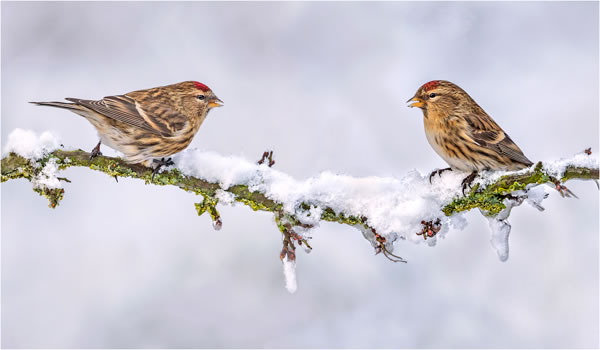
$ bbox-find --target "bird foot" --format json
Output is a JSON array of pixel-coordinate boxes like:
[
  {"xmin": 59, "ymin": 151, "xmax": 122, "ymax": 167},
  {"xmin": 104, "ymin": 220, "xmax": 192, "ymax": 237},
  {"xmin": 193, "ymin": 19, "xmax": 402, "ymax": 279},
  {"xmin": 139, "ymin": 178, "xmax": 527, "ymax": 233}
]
[
  {"xmin": 428, "ymin": 167, "xmax": 452, "ymax": 184},
  {"xmin": 89, "ymin": 141, "xmax": 102, "ymax": 161},
  {"xmin": 151, "ymin": 157, "xmax": 175, "ymax": 182},
  {"xmin": 461, "ymin": 171, "xmax": 478, "ymax": 196}
]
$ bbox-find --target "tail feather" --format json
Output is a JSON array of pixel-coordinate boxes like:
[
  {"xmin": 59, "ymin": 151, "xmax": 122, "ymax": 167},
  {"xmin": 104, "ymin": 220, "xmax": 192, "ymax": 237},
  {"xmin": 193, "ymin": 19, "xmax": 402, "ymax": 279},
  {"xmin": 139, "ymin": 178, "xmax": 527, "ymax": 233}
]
[{"xmin": 30, "ymin": 101, "xmax": 81, "ymax": 110}]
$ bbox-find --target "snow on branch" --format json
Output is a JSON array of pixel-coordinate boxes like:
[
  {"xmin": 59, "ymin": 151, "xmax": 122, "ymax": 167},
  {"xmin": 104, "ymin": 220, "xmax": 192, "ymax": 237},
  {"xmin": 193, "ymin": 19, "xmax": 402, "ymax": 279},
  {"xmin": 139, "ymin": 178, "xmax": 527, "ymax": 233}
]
[{"xmin": 2, "ymin": 129, "xmax": 598, "ymax": 292}]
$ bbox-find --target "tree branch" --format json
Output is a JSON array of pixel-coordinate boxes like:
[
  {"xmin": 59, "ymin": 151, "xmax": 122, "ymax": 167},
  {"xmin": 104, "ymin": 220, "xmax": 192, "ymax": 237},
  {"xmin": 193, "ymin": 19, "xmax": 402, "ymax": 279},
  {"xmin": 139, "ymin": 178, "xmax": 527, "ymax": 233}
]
[{"xmin": 2, "ymin": 147, "xmax": 598, "ymax": 266}]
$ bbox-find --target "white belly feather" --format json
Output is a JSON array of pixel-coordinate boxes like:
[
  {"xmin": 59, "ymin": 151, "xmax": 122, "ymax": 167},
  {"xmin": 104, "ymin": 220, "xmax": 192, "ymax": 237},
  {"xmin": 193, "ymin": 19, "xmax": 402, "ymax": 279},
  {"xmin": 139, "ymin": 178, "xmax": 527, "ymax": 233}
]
[{"xmin": 424, "ymin": 127, "xmax": 477, "ymax": 172}]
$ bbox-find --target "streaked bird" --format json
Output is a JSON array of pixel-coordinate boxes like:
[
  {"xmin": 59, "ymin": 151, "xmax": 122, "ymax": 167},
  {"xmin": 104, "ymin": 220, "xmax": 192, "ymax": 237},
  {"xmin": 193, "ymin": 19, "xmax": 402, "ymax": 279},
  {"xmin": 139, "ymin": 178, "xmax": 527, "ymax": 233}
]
[
  {"xmin": 31, "ymin": 81, "xmax": 223, "ymax": 171},
  {"xmin": 407, "ymin": 80, "xmax": 532, "ymax": 192}
]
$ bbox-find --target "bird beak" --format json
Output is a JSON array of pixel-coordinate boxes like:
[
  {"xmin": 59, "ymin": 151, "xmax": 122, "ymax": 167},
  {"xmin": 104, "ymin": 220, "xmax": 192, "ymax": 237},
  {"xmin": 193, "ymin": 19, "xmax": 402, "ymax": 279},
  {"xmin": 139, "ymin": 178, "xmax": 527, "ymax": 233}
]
[
  {"xmin": 407, "ymin": 96, "xmax": 424, "ymax": 108},
  {"xmin": 208, "ymin": 97, "xmax": 224, "ymax": 109}
]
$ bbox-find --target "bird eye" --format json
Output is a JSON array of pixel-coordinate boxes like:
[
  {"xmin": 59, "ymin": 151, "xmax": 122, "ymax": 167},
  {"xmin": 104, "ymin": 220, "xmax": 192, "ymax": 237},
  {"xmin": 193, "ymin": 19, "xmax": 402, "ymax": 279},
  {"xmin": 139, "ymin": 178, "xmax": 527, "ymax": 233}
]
[
  {"xmin": 197, "ymin": 95, "xmax": 205, "ymax": 100},
  {"xmin": 429, "ymin": 93, "xmax": 437, "ymax": 98}
]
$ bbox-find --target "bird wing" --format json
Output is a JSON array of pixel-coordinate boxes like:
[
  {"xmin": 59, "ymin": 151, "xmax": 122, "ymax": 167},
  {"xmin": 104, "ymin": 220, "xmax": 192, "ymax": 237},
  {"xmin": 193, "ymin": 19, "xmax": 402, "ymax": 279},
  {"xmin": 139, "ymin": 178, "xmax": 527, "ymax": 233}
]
[
  {"xmin": 463, "ymin": 113, "xmax": 533, "ymax": 166},
  {"xmin": 65, "ymin": 95, "xmax": 187, "ymax": 137}
]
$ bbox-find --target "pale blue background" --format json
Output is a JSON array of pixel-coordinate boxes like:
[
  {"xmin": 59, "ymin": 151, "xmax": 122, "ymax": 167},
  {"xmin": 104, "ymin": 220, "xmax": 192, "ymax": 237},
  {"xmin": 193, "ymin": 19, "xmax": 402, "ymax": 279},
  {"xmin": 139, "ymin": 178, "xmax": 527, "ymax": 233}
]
[{"xmin": 2, "ymin": 1, "xmax": 598, "ymax": 348}]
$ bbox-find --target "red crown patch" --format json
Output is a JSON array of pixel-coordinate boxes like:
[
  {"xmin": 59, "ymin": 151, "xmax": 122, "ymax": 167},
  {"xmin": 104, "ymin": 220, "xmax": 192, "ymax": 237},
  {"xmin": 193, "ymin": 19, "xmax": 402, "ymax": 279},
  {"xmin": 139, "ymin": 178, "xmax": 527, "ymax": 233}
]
[
  {"xmin": 422, "ymin": 80, "xmax": 440, "ymax": 92},
  {"xmin": 193, "ymin": 81, "xmax": 210, "ymax": 92}
]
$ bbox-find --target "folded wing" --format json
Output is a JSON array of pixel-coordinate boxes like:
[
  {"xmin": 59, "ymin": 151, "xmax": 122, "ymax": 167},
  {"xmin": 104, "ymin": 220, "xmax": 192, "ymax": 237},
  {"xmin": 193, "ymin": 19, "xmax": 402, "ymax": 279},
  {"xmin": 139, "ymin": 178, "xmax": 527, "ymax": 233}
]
[
  {"xmin": 66, "ymin": 95, "xmax": 187, "ymax": 137},
  {"xmin": 463, "ymin": 113, "xmax": 533, "ymax": 166}
]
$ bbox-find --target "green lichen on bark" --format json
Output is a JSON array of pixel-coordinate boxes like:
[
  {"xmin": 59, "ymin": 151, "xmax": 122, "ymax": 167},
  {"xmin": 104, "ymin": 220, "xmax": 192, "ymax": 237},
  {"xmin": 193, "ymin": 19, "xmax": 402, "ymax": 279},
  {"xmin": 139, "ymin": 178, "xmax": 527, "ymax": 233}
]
[
  {"xmin": 195, "ymin": 194, "xmax": 221, "ymax": 226},
  {"xmin": 442, "ymin": 191, "xmax": 507, "ymax": 216},
  {"xmin": 1, "ymin": 152, "xmax": 37, "ymax": 182},
  {"xmin": 442, "ymin": 162, "xmax": 599, "ymax": 216},
  {"xmin": 33, "ymin": 187, "xmax": 65, "ymax": 208},
  {"xmin": 1, "ymin": 152, "xmax": 69, "ymax": 207},
  {"xmin": 320, "ymin": 207, "xmax": 363, "ymax": 226},
  {"xmin": 2, "ymin": 150, "xmax": 598, "ymax": 225},
  {"xmin": 561, "ymin": 165, "xmax": 598, "ymax": 182}
]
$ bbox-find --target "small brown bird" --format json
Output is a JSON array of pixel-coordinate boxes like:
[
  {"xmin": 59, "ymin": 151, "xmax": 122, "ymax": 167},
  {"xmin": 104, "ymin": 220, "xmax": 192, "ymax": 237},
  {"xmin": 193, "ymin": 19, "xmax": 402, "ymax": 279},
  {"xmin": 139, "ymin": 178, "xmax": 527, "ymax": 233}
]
[
  {"xmin": 31, "ymin": 81, "xmax": 223, "ymax": 170},
  {"xmin": 407, "ymin": 80, "xmax": 532, "ymax": 191}
]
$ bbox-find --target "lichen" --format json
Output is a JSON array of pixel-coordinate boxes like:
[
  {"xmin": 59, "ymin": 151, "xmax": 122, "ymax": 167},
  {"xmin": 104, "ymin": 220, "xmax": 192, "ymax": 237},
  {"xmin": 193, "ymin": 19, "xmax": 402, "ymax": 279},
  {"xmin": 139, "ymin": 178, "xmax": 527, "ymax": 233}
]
[
  {"xmin": 236, "ymin": 197, "xmax": 271, "ymax": 211},
  {"xmin": 194, "ymin": 194, "xmax": 221, "ymax": 225},
  {"xmin": 33, "ymin": 187, "xmax": 64, "ymax": 208},
  {"xmin": 441, "ymin": 162, "xmax": 590, "ymax": 217},
  {"xmin": 320, "ymin": 207, "xmax": 362, "ymax": 225},
  {"xmin": 561, "ymin": 165, "xmax": 598, "ymax": 182},
  {"xmin": 443, "ymin": 191, "xmax": 506, "ymax": 216}
]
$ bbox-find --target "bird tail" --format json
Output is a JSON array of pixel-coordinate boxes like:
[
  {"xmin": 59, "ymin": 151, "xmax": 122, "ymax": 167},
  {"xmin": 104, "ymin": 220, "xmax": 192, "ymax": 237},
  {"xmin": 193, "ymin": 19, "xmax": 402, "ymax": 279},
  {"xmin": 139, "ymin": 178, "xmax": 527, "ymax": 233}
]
[{"xmin": 29, "ymin": 101, "xmax": 82, "ymax": 111}]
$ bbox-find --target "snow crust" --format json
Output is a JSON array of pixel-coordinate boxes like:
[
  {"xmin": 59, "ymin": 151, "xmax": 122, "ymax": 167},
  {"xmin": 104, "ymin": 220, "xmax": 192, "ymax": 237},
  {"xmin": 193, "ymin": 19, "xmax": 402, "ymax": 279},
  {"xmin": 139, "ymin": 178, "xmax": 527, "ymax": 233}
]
[
  {"xmin": 543, "ymin": 152, "xmax": 599, "ymax": 178},
  {"xmin": 487, "ymin": 217, "xmax": 511, "ymax": 262},
  {"xmin": 475, "ymin": 150, "xmax": 598, "ymax": 186},
  {"xmin": 282, "ymin": 257, "xmax": 297, "ymax": 293},
  {"xmin": 3, "ymin": 128, "xmax": 61, "ymax": 160},
  {"xmin": 214, "ymin": 189, "xmax": 235, "ymax": 205},
  {"xmin": 485, "ymin": 197, "xmax": 518, "ymax": 262},
  {"xmin": 3, "ymin": 129, "xmax": 64, "ymax": 191},
  {"xmin": 32, "ymin": 158, "xmax": 62, "ymax": 190},
  {"xmin": 176, "ymin": 150, "xmax": 473, "ymax": 245}
]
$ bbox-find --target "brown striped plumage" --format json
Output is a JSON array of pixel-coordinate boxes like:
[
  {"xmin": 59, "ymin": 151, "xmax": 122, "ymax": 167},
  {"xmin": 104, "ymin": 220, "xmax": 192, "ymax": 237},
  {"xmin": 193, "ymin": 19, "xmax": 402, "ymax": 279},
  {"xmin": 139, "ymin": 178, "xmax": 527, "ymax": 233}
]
[
  {"xmin": 31, "ymin": 81, "xmax": 223, "ymax": 167},
  {"xmin": 408, "ymin": 80, "xmax": 532, "ymax": 173}
]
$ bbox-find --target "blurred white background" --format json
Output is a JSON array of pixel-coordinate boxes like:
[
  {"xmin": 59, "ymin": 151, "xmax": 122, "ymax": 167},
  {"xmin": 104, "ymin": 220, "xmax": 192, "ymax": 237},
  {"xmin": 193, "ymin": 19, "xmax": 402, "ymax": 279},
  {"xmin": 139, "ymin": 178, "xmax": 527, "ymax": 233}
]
[{"xmin": 1, "ymin": 2, "xmax": 598, "ymax": 348}]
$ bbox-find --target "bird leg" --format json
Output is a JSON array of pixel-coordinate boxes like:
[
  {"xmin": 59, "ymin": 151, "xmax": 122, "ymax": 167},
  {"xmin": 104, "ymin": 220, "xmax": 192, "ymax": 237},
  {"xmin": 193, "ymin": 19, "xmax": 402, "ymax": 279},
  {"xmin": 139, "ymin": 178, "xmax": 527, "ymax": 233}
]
[
  {"xmin": 461, "ymin": 171, "xmax": 478, "ymax": 195},
  {"xmin": 429, "ymin": 167, "xmax": 452, "ymax": 184},
  {"xmin": 89, "ymin": 141, "xmax": 102, "ymax": 161},
  {"xmin": 151, "ymin": 157, "xmax": 175, "ymax": 182}
]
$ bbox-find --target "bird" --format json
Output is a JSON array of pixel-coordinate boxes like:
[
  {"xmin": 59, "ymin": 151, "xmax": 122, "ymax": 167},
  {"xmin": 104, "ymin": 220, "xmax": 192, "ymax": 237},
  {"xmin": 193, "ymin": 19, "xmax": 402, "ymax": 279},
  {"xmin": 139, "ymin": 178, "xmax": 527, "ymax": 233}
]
[
  {"xmin": 31, "ymin": 81, "xmax": 223, "ymax": 174},
  {"xmin": 407, "ymin": 80, "xmax": 533, "ymax": 193}
]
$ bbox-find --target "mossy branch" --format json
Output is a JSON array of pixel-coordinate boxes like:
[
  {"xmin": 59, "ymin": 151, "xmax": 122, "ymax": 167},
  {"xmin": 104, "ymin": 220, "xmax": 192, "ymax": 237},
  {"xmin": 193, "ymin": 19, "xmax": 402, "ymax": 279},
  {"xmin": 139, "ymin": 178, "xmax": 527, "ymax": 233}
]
[
  {"xmin": 2, "ymin": 149, "xmax": 598, "ymax": 262},
  {"xmin": 442, "ymin": 162, "xmax": 598, "ymax": 217}
]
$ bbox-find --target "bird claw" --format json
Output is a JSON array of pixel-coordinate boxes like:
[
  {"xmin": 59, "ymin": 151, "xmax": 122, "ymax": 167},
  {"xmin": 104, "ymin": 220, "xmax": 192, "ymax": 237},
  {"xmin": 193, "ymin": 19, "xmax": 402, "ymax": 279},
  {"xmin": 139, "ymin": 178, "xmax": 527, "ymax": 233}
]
[
  {"xmin": 151, "ymin": 157, "xmax": 174, "ymax": 182},
  {"xmin": 89, "ymin": 141, "xmax": 102, "ymax": 161},
  {"xmin": 162, "ymin": 157, "xmax": 175, "ymax": 167},
  {"xmin": 428, "ymin": 167, "xmax": 452, "ymax": 184},
  {"xmin": 461, "ymin": 171, "xmax": 478, "ymax": 196}
]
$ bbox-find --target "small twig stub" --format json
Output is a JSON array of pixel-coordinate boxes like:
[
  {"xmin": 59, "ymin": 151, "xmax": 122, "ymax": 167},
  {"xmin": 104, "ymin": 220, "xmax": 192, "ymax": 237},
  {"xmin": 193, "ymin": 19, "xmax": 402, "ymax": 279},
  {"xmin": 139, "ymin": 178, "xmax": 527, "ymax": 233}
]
[
  {"xmin": 257, "ymin": 150, "xmax": 275, "ymax": 167},
  {"xmin": 417, "ymin": 219, "xmax": 442, "ymax": 240}
]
